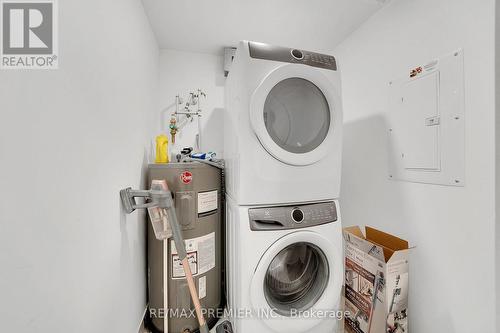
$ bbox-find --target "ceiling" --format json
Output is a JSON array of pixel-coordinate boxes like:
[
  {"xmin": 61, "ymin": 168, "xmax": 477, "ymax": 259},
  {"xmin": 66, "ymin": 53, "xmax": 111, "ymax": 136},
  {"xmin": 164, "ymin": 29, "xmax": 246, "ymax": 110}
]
[{"xmin": 142, "ymin": 0, "xmax": 387, "ymax": 55}]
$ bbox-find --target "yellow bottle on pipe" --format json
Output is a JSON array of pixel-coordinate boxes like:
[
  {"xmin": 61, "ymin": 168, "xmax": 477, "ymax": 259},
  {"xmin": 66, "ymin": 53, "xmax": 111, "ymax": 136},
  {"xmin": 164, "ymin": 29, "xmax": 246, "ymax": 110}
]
[{"xmin": 155, "ymin": 135, "xmax": 169, "ymax": 163}]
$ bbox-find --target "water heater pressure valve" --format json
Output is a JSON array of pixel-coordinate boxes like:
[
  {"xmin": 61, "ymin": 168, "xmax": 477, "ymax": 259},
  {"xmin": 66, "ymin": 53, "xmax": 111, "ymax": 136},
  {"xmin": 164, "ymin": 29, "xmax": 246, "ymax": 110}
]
[{"xmin": 169, "ymin": 117, "xmax": 178, "ymax": 143}]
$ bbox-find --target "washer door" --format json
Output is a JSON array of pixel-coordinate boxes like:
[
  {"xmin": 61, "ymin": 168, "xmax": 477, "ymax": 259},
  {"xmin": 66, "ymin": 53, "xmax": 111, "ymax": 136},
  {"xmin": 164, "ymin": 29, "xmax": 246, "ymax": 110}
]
[
  {"xmin": 250, "ymin": 231, "xmax": 342, "ymax": 332},
  {"xmin": 250, "ymin": 64, "xmax": 341, "ymax": 166}
]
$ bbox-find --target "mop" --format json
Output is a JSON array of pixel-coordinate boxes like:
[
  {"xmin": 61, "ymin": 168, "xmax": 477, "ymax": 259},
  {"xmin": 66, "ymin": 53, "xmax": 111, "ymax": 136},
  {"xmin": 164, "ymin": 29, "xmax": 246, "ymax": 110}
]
[{"xmin": 120, "ymin": 185, "xmax": 210, "ymax": 333}]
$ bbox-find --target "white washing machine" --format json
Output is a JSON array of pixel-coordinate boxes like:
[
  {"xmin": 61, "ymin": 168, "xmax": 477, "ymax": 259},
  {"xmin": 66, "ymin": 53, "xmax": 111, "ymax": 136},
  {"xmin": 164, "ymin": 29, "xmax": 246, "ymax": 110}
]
[
  {"xmin": 225, "ymin": 196, "xmax": 343, "ymax": 333},
  {"xmin": 224, "ymin": 41, "xmax": 343, "ymax": 205}
]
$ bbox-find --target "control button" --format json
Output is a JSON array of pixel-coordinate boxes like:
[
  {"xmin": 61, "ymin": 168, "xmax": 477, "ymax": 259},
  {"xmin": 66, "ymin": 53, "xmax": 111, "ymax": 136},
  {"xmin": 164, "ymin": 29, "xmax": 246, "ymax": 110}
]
[
  {"xmin": 291, "ymin": 208, "xmax": 304, "ymax": 223},
  {"xmin": 291, "ymin": 49, "xmax": 304, "ymax": 60}
]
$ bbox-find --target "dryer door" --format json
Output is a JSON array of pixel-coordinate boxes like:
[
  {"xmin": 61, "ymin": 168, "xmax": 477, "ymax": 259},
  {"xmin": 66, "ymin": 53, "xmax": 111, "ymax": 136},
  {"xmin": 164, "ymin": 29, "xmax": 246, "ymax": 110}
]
[
  {"xmin": 250, "ymin": 64, "xmax": 341, "ymax": 166},
  {"xmin": 250, "ymin": 231, "xmax": 342, "ymax": 332}
]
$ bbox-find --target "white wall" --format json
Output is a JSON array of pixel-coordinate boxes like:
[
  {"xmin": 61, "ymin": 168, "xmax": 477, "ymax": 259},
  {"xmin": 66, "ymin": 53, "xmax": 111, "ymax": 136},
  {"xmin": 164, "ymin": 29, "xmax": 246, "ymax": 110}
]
[
  {"xmin": 496, "ymin": 0, "xmax": 500, "ymax": 328},
  {"xmin": 0, "ymin": 1, "xmax": 159, "ymax": 332},
  {"xmin": 158, "ymin": 49, "xmax": 225, "ymax": 159},
  {"xmin": 334, "ymin": 0, "xmax": 496, "ymax": 332}
]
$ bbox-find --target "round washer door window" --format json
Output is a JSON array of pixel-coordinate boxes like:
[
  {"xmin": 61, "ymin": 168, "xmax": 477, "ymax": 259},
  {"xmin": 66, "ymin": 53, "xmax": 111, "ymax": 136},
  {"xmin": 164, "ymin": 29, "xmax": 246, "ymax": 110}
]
[
  {"xmin": 250, "ymin": 231, "xmax": 343, "ymax": 332},
  {"xmin": 264, "ymin": 242, "xmax": 329, "ymax": 316},
  {"xmin": 264, "ymin": 78, "xmax": 331, "ymax": 154}
]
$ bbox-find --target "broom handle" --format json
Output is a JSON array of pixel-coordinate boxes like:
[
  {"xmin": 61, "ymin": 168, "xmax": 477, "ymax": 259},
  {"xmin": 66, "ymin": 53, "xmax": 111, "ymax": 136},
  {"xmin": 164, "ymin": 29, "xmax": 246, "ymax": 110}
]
[
  {"xmin": 164, "ymin": 198, "xmax": 209, "ymax": 333},
  {"xmin": 129, "ymin": 188, "xmax": 210, "ymax": 332},
  {"xmin": 182, "ymin": 257, "xmax": 206, "ymax": 327}
]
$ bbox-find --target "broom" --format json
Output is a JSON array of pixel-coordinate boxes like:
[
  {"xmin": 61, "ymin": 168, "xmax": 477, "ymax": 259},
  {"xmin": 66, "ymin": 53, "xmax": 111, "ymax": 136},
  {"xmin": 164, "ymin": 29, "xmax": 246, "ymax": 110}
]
[{"xmin": 120, "ymin": 185, "xmax": 210, "ymax": 333}]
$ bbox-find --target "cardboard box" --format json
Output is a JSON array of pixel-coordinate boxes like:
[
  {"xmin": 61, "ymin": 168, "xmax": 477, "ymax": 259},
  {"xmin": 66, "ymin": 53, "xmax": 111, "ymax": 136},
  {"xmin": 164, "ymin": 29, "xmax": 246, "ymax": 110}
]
[{"xmin": 343, "ymin": 226, "xmax": 410, "ymax": 333}]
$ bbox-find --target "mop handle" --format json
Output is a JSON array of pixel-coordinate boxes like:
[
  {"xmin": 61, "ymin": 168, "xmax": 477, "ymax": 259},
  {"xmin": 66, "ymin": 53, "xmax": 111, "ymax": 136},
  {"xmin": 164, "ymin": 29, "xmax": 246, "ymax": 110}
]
[
  {"xmin": 162, "ymin": 194, "xmax": 210, "ymax": 333},
  {"xmin": 182, "ymin": 257, "xmax": 207, "ymax": 326}
]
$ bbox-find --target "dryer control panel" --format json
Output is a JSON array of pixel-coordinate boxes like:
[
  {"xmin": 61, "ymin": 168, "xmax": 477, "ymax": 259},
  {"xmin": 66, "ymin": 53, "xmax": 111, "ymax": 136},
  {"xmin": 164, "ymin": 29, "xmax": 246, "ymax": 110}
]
[
  {"xmin": 248, "ymin": 41, "xmax": 337, "ymax": 71},
  {"xmin": 249, "ymin": 201, "xmax": 337, "ymax": 231}
]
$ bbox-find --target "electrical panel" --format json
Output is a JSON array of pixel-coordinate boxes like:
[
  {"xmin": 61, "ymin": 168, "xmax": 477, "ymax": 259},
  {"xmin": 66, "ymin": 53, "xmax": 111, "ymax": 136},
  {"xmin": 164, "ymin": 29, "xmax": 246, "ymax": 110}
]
[{"xmin": 388, "ymin": 49, "xmax": 465, "ymax": 186}]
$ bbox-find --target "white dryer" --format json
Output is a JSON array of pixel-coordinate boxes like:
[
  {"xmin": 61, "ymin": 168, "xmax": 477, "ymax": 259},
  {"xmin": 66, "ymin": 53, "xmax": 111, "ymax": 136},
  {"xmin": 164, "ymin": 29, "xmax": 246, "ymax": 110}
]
[
  {"xmin": 225, "ymin": 196, "xmax": 343, "ymax": 333},
  {"xmin": 224, "ymin": 41, "xmax": 343, "ymax": 205}
]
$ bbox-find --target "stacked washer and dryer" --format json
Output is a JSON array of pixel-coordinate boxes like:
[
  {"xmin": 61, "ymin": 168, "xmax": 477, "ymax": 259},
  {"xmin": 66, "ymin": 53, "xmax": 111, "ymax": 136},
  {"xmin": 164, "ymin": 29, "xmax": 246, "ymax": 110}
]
[{"xmin": 224, "ymin": 41, "xmax": 344, "ymax": 333}]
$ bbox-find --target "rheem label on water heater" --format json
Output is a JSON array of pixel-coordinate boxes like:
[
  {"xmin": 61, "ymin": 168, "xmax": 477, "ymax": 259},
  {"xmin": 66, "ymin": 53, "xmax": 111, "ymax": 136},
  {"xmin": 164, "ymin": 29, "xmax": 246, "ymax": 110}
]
[{"xmin": 170, "ymin": 232, "xmax": 216, "ymax": 279}]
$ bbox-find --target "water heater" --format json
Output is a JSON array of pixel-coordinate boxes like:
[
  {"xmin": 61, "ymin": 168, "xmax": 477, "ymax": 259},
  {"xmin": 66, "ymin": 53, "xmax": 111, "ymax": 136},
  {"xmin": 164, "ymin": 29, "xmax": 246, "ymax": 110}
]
[{"xmin": 147, "ymin": 162, "xmax": 224, "ymax": 333}]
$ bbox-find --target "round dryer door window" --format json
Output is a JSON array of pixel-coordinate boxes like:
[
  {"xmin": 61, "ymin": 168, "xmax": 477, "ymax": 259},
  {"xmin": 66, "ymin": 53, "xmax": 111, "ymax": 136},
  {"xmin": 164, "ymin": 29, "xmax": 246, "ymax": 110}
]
[
  {"xmin": 250, "ymin": 64, "xmax": 341, "ymax": 166},
  {"xmin": 264, "ymin": 242, "xmax": 329, "ymax": 316},
  {"xmin": 264, "ymin": 78, "xmax": 330, "ymax": 154}
]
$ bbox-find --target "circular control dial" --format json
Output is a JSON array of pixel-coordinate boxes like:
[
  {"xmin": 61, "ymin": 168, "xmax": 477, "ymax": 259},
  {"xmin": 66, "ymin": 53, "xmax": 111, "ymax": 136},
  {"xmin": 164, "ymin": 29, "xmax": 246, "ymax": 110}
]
[
  {"xmin": 291, "ymin": 49, "xmax": 304, "ymax": 60},
  {"xmin": 291, "ymin": 208, "xmax": 305, "ymax": 223}
]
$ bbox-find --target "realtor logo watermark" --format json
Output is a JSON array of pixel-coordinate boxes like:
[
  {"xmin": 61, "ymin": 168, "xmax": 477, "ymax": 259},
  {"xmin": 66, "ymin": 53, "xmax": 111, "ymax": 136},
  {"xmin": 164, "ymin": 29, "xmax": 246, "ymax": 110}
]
[{"xmin": 1, "ymin": 0, "xmax": 58, "ymax": 69}]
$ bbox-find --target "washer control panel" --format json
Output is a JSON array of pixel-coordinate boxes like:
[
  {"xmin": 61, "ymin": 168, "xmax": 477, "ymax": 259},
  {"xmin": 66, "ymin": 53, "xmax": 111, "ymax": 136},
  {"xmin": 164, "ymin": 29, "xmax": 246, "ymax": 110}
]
[
  {"xmin": 249, "ymin": 201, "xmax": 337, "ymax": 231},
  {"xmin": 248, "ymin": 41, "xmax": 337, "ymax": 71}
]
